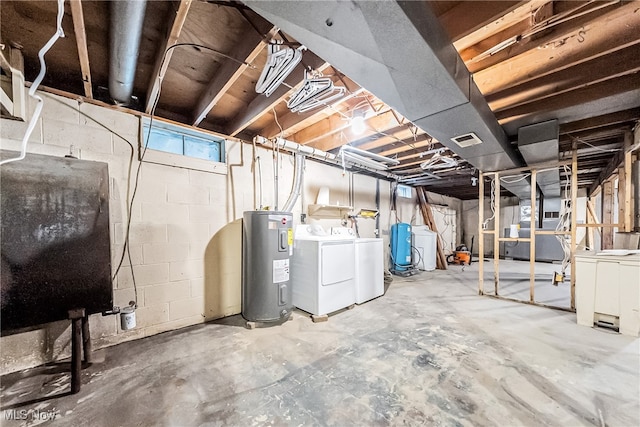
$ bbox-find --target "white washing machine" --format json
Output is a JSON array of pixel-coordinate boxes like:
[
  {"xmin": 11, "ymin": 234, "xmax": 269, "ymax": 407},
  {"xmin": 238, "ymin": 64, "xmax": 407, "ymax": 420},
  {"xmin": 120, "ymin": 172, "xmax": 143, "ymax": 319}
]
[
  {"xmin": 291, "ymin": 225, "xmax": 356, "ymax": 315},
  {"xmin": 331, "ymin": 228, "xmax": 384, "ymax": 304}
]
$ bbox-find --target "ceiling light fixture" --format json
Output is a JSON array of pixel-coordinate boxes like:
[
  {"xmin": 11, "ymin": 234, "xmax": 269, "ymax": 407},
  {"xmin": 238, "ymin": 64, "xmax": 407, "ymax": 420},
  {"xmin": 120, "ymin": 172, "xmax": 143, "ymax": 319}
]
[{"xmin": 351, "ymin": 110, "xmax": 366, "ymax": 135}]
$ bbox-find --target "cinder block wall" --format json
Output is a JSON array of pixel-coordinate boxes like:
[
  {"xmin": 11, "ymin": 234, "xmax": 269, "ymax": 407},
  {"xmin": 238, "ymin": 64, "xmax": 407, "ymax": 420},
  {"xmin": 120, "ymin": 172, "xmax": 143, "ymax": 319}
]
[{"xmin": 0, "ymin": 92, "xmax": 394, "ymax": 374}]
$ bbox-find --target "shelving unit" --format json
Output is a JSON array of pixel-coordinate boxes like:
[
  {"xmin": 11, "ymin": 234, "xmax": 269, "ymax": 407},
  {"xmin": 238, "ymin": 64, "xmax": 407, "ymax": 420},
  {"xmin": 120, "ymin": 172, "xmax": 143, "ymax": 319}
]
[{"xmin": 307, "ymin": 204, "xmax": 353, "ymax": 218}]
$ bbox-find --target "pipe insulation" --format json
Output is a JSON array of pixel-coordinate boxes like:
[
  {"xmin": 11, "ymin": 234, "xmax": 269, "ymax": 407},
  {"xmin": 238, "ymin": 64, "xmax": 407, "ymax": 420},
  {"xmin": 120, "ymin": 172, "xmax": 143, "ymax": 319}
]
[
  {"xmin": 282, "ymin": 154, "xmax": 305, "ymax": 212},
  {"xmin": 109, "ymin": 0, "xmax": 147, "ymax": 103}
]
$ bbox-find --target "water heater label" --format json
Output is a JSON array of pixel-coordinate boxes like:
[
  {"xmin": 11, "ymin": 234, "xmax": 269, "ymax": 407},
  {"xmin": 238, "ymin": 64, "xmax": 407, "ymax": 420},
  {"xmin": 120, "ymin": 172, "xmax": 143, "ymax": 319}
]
[{"xmin": 273, "ymin": 259, "xmax": 289, "ymax": 283}]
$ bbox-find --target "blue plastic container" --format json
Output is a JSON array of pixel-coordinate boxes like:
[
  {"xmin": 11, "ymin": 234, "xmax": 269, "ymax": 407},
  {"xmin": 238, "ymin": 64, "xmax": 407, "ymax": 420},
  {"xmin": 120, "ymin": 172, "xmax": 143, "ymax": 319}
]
[{"xmin": 390, "ymin": 223, "xmax": 412, "ymax": 270}]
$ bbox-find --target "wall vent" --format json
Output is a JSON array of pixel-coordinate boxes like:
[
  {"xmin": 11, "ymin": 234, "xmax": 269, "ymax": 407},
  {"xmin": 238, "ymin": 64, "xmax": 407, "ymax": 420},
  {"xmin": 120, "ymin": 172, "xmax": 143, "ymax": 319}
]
[{"xmin": 451, "ymin": 132, "xmax": 482, "ymax": 147}]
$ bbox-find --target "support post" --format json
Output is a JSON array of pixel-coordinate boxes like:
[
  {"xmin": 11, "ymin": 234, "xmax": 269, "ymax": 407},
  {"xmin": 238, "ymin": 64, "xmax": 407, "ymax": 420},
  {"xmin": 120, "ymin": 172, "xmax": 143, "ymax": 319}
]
[
  {"xmin": 493, "ymin": 172, "xmax": 501, "ymax": 296},
  {"xmin": 478, "ymin": 172, "xmax": 485, "ymax": 295},
  {"xmin": 530, "ymin": 170, "xmax": 537, "ymax": 302},
  {"xmin": 571, "ymin": 141, "xmax": 578, "ymax": 309},
  {"xmin": 68, "ymin": 308, "xmax": 85, "ymax": 394}
]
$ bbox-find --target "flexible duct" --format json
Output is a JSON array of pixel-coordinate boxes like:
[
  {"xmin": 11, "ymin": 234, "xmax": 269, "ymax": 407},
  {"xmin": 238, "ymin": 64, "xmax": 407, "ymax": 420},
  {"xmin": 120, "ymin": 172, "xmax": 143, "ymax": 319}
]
[
  {"xmin": 282, "ymin": 154, "xmax": 305, "ymax": 212},
  {"xmin": 109, "ymin": 0, "xmax": 147, "ymax": 104}
]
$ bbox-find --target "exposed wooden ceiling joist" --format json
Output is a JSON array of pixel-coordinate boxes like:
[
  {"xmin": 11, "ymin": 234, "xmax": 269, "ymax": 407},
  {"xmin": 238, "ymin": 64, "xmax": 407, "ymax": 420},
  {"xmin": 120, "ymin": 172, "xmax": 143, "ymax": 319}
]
[
  {"xmin": 145, "ymin": 0, "xmax": 192, "ymax": 113},
  {"xmin": 472, "ymin": 1, "xmax": 639, "ymax": 96},
  {"xmin": 497, "ymin": 73, "xmax": 640, "ymax": 123},
  {"xmin": 69, "ymin": 0, "xmax": 92, "ymax": 98},
  {"xmin": 307, "ymin": 109, "xmax": 406, "ymax": 152},
  {"xmin": 192, "ymin": 22, "xmax": 277, "ymax": 126},
  {"xmin": 260, "ymin": 76, "xmax": 363, "ymax": 139},
  {"xmin": 224, "ymin": 53, "xmax": 328, "ymax": 137},
  {"xmin": 559, "ymin": 108, "xmax": 640, "ymax": 134},
  {"xmin": 487, "ymin": 43, "xmax": 640, "ymax": 112}
]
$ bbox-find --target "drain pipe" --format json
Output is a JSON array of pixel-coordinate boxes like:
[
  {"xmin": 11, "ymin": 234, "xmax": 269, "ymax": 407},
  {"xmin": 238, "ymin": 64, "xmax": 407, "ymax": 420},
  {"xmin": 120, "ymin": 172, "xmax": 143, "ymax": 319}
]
[
  {"xmin": 109, "ymin": 0, "xmax": 147, "ymax": 104},
  {"xmin": 282, "ymin": 154, "xmax": 305, "ymax": 212}
]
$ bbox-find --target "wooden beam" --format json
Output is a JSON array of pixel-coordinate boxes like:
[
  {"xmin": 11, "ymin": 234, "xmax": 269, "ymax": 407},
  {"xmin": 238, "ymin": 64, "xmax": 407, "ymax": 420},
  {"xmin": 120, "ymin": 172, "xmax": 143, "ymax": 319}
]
[
  {"xmin": 356, "ymin": 126, "xmax": 425, "ymax": 152},
  {"xmin": 376, "ymin": 137, "xmax": 435, "ymax": 157},
  {"xmin": 487, "ymin": 43, "xmax": 640, "ymax": 112},
  {"xmin": 602, "ymin": 179, "xmax": 614, "ymax": 250},
  {"xmin": 308, "ymin": 109, "xmax": 406, "ymax": 152},
  {"xmin": 497, "ymin": 73, "xmax": 640, "ymax": 123},
  {"xmin": 145, "ymin": 0, "xmax": 193, "ymax": 113},
  {"xmin": 452, "ymin": 0, "xmax": 550, "ymax": 51},
  {"xmin": 224, "ymin": 53, "xmax": 328, "ymax": 137},
  {"xmin": 559, "ymin": 109, "xmax": 640, "ymax": 135},
  {"xmin": 623, "ymin": 132, "xmax": 633, "ymax": 232},
  {"xmin": 260, "ymin": 76, "xmax": 363, "ymax": 138},
  {"xmin": 588, "ymin": 131, "xmax": 633, "ymax": 196},
  {"xmin": 570, "ymin": 140, "xmax": 578, "ymax": 309},
  {"xmin": 192, "ymin": 24, "xmax": 278, "ymax": 126},
  {"xmin": 70, "ymin": 0, "xmax": 93, "ymax": 98},
  {"xmin": 473, "ymin": 2, "xmax": 640, "ymax": 96}
]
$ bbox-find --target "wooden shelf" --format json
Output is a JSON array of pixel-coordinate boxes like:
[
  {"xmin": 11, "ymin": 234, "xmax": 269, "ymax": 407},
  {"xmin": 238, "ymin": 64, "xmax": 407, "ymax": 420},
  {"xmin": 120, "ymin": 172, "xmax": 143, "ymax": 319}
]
[{"xmin": 307, "ymin": 204, "xmax": 353, "ymax": 218}]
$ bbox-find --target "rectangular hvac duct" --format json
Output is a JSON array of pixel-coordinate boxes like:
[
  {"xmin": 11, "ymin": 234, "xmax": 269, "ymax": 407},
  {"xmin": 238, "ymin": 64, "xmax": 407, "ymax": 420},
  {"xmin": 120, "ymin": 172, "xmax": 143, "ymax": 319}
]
[
  {"xmin": 244, "ymin": 0, "xmax": 532, "ymax": 199},
  {"xmin": 518, "ymin": 120, "xmax": 561, "ymax": 198}
]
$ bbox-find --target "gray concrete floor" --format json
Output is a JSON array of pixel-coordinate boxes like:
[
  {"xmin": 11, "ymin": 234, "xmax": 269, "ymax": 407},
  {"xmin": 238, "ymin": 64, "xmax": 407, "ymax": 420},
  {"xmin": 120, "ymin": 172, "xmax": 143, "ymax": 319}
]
[{"xmin": 1, "ymin": 266, "xmax": 638, "ymax": 426}]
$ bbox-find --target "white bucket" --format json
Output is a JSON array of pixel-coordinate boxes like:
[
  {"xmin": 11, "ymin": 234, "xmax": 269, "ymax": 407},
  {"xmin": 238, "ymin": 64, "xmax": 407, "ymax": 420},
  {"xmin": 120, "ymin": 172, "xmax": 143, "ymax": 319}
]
[
  {"xmin": 120, "ymin": 306, "xmax": 136, "ymax": 330},
  {"xmin": 509, "ymin": 224, "xmax": 519, "ymax": 238}
]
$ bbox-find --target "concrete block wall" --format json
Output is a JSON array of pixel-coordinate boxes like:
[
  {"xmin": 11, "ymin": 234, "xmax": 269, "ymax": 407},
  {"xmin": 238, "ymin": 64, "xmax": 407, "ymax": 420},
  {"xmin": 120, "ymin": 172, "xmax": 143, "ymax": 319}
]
[{"xmin": 0, "ymin": 92, "xmax": 395, "ymax": 374}]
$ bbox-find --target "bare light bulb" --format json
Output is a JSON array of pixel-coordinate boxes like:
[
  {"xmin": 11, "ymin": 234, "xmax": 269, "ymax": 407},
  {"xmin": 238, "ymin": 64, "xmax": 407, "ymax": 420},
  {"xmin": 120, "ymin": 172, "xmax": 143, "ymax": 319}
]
[{"xmin": 351, "ymin": 115, "xmax": 365, "ymax": 135}]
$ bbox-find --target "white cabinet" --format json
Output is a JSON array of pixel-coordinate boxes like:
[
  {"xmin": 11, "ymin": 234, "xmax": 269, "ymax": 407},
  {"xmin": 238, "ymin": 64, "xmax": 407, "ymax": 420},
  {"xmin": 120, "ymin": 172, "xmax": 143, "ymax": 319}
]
[{"xmin": 575, "ymin": 252, "xmax": 640, "ymax": 336}]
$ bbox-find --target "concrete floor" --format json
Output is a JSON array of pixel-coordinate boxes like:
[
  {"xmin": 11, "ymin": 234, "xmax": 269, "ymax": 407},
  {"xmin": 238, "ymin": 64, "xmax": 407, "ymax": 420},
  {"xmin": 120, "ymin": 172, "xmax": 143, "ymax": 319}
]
[{"xmin": 1, "ymin": 266, "xmax": 638, "ymax": 426}]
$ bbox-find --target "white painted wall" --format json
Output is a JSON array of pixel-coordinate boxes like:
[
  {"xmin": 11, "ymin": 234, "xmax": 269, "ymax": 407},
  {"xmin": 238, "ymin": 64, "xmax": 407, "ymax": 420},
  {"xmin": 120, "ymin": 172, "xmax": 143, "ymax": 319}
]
[{"xmin": 0, "ymin": 92, "xmax": 391, "ymax": 374}]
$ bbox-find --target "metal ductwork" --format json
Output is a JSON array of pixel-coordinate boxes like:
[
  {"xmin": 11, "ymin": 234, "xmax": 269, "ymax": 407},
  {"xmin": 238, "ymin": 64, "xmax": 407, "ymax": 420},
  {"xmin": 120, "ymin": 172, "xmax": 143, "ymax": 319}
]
[
  {"xmin": 518, "ymin": 120, "xmax": 561, "ymax": 198},
  {"xmin": 243, "ymin": 0, "xmax": 530, "ymax": 198},
  {"xmin": 109, "ymin": 0, "xmax": 147, "ymax": 104}
]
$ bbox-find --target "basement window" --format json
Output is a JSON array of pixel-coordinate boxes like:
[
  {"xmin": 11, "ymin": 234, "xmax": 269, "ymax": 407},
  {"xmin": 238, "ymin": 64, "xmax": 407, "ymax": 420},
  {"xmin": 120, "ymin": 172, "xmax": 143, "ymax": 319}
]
[
  {"xmin": 397, "ymin": 184, "xmax": 412, "ymax": 199},
  {"xmin": 140, "ymin": 118, "xmax": 227, "ymax": 174}
]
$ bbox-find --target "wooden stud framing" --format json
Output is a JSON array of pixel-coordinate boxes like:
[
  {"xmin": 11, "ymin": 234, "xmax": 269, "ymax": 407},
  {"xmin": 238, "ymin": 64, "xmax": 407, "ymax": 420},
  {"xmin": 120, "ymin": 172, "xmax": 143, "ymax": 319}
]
[
  {"xmin": 623, "ymin": 132, "xmax": 633, "ymax": 232},
  {"xmin": 478, "ymin": 173, "xmax": 485, "ymax": 295},
  {"xmin": 529, "ymin": 170, "xmax": 537, "ymax": 303},
  {"xmin": 493, "ymin": 172, "xmax": 500, "ymax": 296},
  {"xmin": 570, "ymin": 140, "xmax": 578, "ymax": 309},
  {"xmin": 70, "ymin": 0, "xmax": 93, "ymax": 98},
  {"xmin": 145, "ymin": 0, "xmax": 193, "ymax": 113},
  {"xmin": 602, "ymin": 180, "xmax": 614, "ymax": 249}
]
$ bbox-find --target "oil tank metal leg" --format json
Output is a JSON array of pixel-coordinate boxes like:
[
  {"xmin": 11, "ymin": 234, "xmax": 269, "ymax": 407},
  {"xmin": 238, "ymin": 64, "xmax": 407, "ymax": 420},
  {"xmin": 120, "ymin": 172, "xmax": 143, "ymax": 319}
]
[{"xmin": 68, "ymin": 308, "xmax": 85, "ymax": 394}]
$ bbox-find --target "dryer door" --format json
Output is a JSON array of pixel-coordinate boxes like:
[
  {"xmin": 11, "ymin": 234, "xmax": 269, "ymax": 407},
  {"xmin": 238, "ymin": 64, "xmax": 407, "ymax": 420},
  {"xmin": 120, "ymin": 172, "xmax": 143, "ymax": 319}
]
[{"xmin": 320, "ymin": 242, "xmax": 355, "ymax": 286}]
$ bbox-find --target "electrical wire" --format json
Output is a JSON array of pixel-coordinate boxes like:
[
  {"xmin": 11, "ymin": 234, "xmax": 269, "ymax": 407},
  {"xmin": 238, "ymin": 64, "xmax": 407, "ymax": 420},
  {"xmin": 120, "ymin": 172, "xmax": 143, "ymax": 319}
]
[
  {"xmin": 500, "ymin": 173, "xmax": 531, "ymax": 183},
  {"xmin": 0, "ymin": 0, "xmax": 65, "ymax": 166},
  {"xmin": 482, "ymin": 178, "xmax": 496, "ymax": 229}
]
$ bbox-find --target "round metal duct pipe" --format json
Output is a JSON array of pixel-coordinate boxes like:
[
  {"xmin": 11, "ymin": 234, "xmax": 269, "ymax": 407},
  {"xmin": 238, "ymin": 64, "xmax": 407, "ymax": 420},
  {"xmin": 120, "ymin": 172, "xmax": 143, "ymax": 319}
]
[{"xmin": 109, "ymin": 0, "xmax": 147, "ymax": 104}]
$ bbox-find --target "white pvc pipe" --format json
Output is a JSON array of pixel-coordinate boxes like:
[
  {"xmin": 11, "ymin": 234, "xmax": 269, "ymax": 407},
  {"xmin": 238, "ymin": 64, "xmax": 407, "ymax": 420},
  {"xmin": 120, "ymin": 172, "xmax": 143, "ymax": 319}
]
[
  {"xmin": 341, "ymin": 144, "xmax": 400, "ymax": 165},
  {"xmin": 282, "ymin": 153, "xmax": 305, "ymax": 212}
]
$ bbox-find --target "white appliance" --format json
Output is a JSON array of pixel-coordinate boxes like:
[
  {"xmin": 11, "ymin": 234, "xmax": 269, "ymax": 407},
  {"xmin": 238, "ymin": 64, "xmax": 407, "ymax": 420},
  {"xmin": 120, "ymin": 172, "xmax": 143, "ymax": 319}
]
[
  {"xmin": 575, "ymin": 251, "xmax": 640, "ymax": 336},
  {"xmin": 331, "ymin": 227, "xmax": 384, "ymax": 304},
  {"xmin": 291, "ymin": 225, "xmax": 356, "ymax": 316},
  {"xmin": 413, "ymin": 226, "xmax": 437, "ymax": 271},
  {"xmin": 354, "ymin": 238, "xmax": 384, "ymax": 304}
]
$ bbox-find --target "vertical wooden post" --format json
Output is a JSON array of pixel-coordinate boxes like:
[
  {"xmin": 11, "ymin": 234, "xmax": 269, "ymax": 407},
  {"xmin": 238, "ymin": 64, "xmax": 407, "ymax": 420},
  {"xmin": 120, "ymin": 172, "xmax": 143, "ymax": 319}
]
[
  {"xmin": 602, "ymin": 180, "xmax": 614, "ymax": 249},
  {"xmin": 623, "ymin": 131, "xmax": 633, "ymax": 232},
  {"xmin": 478, "ymin": 172, "xmax": 485, "ymax": 295},
  {"xmin": 530, "ymin": 170, "xmax": 537, "ymax": 303},
  {"xmin": 493, "ymin": 172, "xmax": 501, "ymax": 296},
  {"xmin": 571, "ymin": 141, "xmax": 578, "ymax": 309},
  {"xmin": 68, "ymin": 308, "xmax": 85, "ymax": 394}
]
